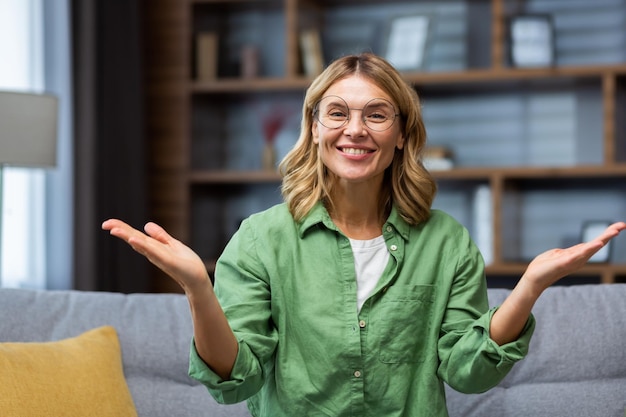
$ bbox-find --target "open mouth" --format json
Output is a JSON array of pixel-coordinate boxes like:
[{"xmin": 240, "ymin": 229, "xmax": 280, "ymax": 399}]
[{"xmin": 339, "ymin": 147, "xmax": 373, "ymax": 155}]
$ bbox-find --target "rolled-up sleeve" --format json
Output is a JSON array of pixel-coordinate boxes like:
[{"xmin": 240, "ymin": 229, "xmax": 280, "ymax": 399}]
[
  {"xmin": 438, "ymin": 306, "xmax": 535, "ymax": 394},
  {"xmin": 188, "ymin": 219, "xmax": 278, "ymax": 404},
  {"xmin": 436, "ymin": 229, "xmax": 536, "ymax": 394},
  {"xmin": 189, "ymin": 337, "xmax": 268, "ymax": 404}
]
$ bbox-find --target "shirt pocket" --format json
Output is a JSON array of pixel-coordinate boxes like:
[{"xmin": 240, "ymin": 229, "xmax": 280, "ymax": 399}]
[{"xmin": 375, "ymin": 284, "xmax": 435, "ymax": 364}]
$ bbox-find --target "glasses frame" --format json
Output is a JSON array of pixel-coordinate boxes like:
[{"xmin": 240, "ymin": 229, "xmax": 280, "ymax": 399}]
[{"xmin": 313, "ymin": 95, "xmax": 400, "ymax": 132}]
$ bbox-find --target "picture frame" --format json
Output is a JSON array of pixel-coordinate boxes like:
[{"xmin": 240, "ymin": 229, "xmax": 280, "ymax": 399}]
[
  {"xmin": 581, "ymin": 221, "xmax": 613, "ymax": 263},
  {"xmin": 299, "ymin": 28, "xmax": 324, "ymax": 77},
  {"xmin": 385, "ymin": 14, "xmax": 431, "ymax": 71},
  {"xmin": 508, "ymin": 14, "xmax": 555, "ymax": 68}
]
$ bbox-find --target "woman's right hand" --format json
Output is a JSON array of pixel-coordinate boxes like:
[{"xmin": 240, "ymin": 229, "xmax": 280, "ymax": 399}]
[
  {"xmin": 102, "ymin": 219, "xmax": 211, "ymax": 293},
  {"xmin": 104, "ymin": 219, "xmax": 238, "ymax": 378}
]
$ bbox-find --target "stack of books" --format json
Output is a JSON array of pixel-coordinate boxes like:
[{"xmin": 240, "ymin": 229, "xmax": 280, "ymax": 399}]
[{"xmin": 422, "ymin": 146, "xmax": 454, "ymax": 171}]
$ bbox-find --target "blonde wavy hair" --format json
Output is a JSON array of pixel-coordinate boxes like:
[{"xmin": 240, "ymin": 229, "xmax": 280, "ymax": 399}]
[{"xmin": 279, "ymin": 53, "xmax": 436, "ymax": 225}]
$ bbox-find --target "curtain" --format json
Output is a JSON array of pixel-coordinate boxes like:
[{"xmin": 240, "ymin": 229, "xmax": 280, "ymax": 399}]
[{"xmin": 71, "ymin": 0, "xmax": 150, "ymax": 292}]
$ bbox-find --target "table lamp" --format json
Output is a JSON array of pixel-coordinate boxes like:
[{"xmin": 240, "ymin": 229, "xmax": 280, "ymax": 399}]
[{"xmin": 0, "ymin": 90, "xmax": 58, "ymax": 287}]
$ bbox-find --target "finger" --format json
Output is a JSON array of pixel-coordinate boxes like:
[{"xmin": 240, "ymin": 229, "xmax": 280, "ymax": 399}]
[
  {"xmin": 143, "ymin": 222, "xmax": 174, "ymax": 245},
  {"xmin": 102, "ymin": 219, "xmax": 144, "ymax": 243},
  {"xmin": 610, "ymin": 221, "xmax": 626, "ymax": 233},
  {"xmin": 126, "ymin": 234, "xmax": 183, "ymax": 279},
  {"xmin": 589, "ymin": 222, "xmax": 625, "ymax": 246},
  {"xmin": 103, "ymin": 219, "xmax": 184, "ymax": 280},
  {"xmin": 574, "ymin": 222, "xmax": 625, "ymax": 264},
  {"xmin": 102, "ymin": 218, "xmax": 129, "ymax": 231},
  {"xmin": 123, "ymin": 227, "xmax": 170, "ymax": 263}
]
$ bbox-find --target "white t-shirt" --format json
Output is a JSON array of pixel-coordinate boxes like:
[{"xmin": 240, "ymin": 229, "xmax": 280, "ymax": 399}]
[{"xmin": 349, "ymin": 235, "xmax": 389, "ymax": 312}]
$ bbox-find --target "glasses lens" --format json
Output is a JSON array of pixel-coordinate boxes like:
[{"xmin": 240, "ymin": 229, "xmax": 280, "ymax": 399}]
[
  {"xmin": 315, "ymin": 96, "xmax": 349, "ymax": 129},
  {"xmin": 314, "ymin": 96, "xmax": 398, "ymax": 131},
  {"xmin": 362, "ymin": 98, "xmax": 397, "ymax": 131}
]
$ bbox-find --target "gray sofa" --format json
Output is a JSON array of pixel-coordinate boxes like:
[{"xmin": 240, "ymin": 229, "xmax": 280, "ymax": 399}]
[{"xmin": 1, "ymin": 284, "xmax": 625, "ymax": 417}]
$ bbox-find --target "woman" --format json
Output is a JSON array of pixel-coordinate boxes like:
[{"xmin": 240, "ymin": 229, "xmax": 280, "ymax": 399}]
[{"xmin": 103, "ymin": 53, "xmax": 624, "ymax": 416}]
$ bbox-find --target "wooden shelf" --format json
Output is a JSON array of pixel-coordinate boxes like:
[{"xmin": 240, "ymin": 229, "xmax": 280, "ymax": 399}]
[
  {"xmin": 187, "ymin": 165, "xmax": 626, "ymax": 185},
  {"xmin": 190, "ymin": 64, "xmax": 626, "ymax": 94},
  {"xmin": 436, "ymin": 165, "xmax": 626, "ymax": 180},
  {"xmin": 485, "ymin": 165, "xmax": 626, "ymax": 178},
  {"xmin": 191, "ymin": 77, "xmax": 311, "ymax": 93},
  {"xmin": 487, "ymin": 263, "xmax": 626, "ymax": 275},
  {"xmin": 202, "ymin": 259, "xmax": 626, "ymax": 283},
  {"xmin": 486, "ymin": 263, "xmax": 626, "ymax": 284},
  {"xmin": 406, "ymin": 64, "xmax": 626, "ymax": 85},
  {"xmin": 144, "ymin": 0, "xmax": 626, "ymax": 291},
  {"xmin": 189, "ymin": 170, "xmax": 281, "ymax": 184}
]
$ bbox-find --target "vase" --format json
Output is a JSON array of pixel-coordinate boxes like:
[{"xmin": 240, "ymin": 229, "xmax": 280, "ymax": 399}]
[{"xmin": 262, "ymin": 143, "xmax": 276, "ymax": 171}]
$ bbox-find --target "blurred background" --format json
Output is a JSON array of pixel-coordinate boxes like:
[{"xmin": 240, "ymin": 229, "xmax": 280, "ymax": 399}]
[{"xmin": 1, "ymin": 0, "xmax": 625, "ymax": 293}]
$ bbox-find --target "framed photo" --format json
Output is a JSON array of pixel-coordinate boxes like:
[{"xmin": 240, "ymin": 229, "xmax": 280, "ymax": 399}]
[
  {"xmin": 508, "ymin": 14, "xmax": 555, "ymax": 68},
  {"xmin": 299, "ymin": 29, "xmax": 324, "ymax": 77},
  {"xmin": 581, "ymin": 221, "xmax": 613, "ymax": 263},
  {"xmin": 385, "ymin": 15, "xmax": 430, "ymax": 71}
]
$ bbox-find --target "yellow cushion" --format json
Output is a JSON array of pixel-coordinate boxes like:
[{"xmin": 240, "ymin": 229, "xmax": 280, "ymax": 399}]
[{"xmin": 0, "ymin": 325, "xmax": 138, "ymax": 417}]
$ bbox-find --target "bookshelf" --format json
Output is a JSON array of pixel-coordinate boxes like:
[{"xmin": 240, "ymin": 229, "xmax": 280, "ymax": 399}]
[{"xmin": 144, "ymin": 0, "xmax": 626, "ymax": 292}]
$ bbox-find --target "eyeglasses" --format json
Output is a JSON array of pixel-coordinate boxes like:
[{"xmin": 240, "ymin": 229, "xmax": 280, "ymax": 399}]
[{"xmin": 313, "ymin": 96, "xmax": 399, "ymax": 132}]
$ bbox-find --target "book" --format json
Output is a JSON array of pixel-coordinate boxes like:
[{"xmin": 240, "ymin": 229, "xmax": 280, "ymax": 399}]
[
  {"xmin": 423, "ymin": 157, "xmax": 454, "ymax": 171},
  {"xmin": 196, "ymin": 32, "xmax": 218, "ymax": 80},
  {"xmin": 423, "ymin": 146, "xmax": 453, "ymax": 159},
  {"xmin": 240, "ymin": 45, "xmax": 259, "ymax": 79},
  {"xmin": 299, "ymin": 29, "xmax": 324, "ymax": 77},
  {"xmin": 473, "ymin": 185, "xmax": 493, "ymax": 265},
  {"xmin": 422, "ymin": 146, "xmax": 454, "ymax": 171}
]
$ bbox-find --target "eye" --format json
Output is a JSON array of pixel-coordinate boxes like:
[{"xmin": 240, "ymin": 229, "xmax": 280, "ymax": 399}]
[
  {"xmin": 366, "ymin": 111, "xmax": 387, "ymax": 121},
  {"xmin": 364, "ymin": 107, "xmax": 392, "ymax": 123},
  {"xmin": 327, "ymin": 107, "xmax": 348, "ymax": 120}
]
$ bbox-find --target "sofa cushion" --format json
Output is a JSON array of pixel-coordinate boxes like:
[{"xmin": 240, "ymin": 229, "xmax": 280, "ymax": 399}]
[
  {"xmin": 0, "ymin": 325, "xmax": 138, "ymax": 417},
  {"xmin": 446, "ymin": 284, "xmax": 626, "ymax": 417},
  {"xmin": 0, "ymin": 288, "xmax": 252, "ymax": 417}
]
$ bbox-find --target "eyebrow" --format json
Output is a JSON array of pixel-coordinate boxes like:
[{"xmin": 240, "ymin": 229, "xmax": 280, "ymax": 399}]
[
  {"xmin": 321, "ymin": 98, "xmax": 348, "ymax": 107},
  {"xmin": 365, "ymin": 102, "xmax": 390, "ymax": 109},
  {"xmin": 320, "ymin": 97, "xmax": 394, "ymax": 109}
]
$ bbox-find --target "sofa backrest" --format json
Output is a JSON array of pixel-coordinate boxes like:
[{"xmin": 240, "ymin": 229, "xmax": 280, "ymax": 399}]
[
  {"xmin": 0, "ymin": 288, "xmax": 251, "ymax": 417},
  {"xmin": 446, "ymin": 283, "xmax": 626, "ymax": 417},
  {"xmin": 2, "ymin": 284, "xmax": 625, "ymax": 417}
]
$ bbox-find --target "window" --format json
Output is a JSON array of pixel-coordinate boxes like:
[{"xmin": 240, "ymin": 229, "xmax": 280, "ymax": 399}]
[{"xmin": 0, "ymin": 0, "xmax": 47, "ymax": 288}]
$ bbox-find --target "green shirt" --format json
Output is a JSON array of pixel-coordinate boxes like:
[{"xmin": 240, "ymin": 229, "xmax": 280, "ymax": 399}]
[{"xmin": 189, "ymin": 202, "xmax": 535, "ymax": 417}]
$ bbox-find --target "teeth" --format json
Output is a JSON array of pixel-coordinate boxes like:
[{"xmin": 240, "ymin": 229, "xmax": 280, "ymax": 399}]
[{"xmin": 342, "ymin": 148, "xmax": 368, "ymax": 155}]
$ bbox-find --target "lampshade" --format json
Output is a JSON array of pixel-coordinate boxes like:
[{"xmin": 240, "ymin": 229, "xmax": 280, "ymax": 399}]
[{"xmin": 0, "ymin": 91, "xmax": 58, "ymax": 167}]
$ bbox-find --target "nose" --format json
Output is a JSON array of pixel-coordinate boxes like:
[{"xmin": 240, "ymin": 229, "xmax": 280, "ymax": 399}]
[{"xmin": 343, "ymin": 109, "xmax": 366, "ymax": 136}]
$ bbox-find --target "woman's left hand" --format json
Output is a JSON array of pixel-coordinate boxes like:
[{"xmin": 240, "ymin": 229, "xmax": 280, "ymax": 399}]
[
  {"xmin": 490, "ymin": 221, "xmax": 625, "ymax": 345},
  {"xmin": 522, "ymin": 221, "xmax": 626, "ymax": 294}
]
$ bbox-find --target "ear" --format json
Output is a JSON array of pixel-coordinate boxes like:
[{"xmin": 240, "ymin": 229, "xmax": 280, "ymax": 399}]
[
  {"xmin": 312, "ymin": 120, "xmax": 320, "ymax": 144},
  {"xmin": 396, "ymin": 133, "xmax": 405, "ymax": 150}
]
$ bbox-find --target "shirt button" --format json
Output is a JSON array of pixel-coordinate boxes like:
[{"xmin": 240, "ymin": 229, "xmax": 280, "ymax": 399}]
[
  {"xmin": 386, "ymin": 226, "xmax": 392, "ymax": 232},
  {"xmin": 359, "ymin": 320, "xmax": 366, "ymax": 328},
  {"xmin": 354, "ymin": 370, "xmax": 362, "ymax": 378},
  {"xmin": 390, "ymin": 244, "xmax": 398, "ymax": 251}
]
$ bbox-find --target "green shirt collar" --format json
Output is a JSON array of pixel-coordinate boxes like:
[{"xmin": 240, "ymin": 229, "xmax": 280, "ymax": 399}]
[{"xmin": 298, "ymin": 201, "xmax": 411, "ymax": 241}]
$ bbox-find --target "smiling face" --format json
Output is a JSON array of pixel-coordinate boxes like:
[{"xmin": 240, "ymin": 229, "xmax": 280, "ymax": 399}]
[{"xmin": 312, "ymin": 75, "xmax": 405, "ymax": 189}]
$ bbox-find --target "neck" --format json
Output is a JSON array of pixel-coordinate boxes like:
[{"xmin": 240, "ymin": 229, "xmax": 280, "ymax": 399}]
[{"xmin": 327, "ymin": 181, "xmax": 386, "ymax": 240}]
